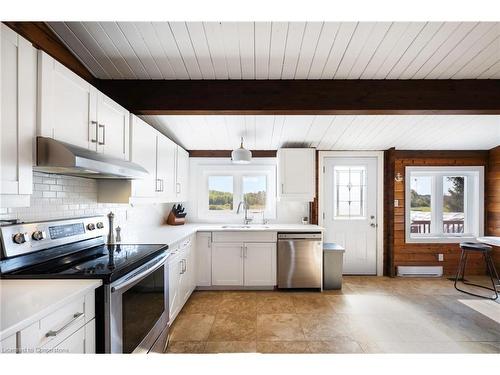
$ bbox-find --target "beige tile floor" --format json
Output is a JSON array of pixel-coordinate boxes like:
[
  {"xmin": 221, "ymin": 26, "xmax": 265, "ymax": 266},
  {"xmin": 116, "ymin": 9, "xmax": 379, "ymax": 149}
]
[{"xmin": 166, "ymin": 276, "xmax": 500, "ymax": 354}]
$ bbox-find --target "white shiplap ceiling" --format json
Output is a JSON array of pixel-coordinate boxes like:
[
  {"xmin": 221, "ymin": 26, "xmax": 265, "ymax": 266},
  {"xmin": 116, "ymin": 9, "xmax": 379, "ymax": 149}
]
[
  {"xmin": 140, "ymin": 115, "xmax": 500, "ymax": 151},
  {"xmin": 47, "ymin": 22, "xmax": 500, "ymax": 80}
]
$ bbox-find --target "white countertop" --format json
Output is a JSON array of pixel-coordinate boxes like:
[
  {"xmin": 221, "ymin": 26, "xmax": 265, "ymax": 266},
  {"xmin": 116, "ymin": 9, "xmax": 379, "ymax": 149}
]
[
  {"xmin": 119, "ymin": 223, "xmax": 323, "ymax": 246},
  {"xmin": 0, "ymin": 279, "xmax": 102, "ymax": 340},
  {"xmin": 477, "ymin": 236, "xmax": 500, "ymax": 247}
]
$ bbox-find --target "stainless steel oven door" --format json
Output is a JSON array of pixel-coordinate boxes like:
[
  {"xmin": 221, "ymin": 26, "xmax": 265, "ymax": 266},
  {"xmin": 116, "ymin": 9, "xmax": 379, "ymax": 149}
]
[{"xmin": 105, "ymin": 252, "xmax": 169, "ymax": 353}]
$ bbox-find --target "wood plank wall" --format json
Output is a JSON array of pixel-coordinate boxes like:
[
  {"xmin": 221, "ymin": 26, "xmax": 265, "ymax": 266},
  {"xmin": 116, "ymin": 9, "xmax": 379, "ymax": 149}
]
[
  {"xmin": 309, "ymin": 150, "xmax": 320, "ymax": 225},
  {"xmin": 386, "ymin": 150, "xmax": 490, "ymax": 276},
  {"xmin": 487, "ymin": 146, "xmax": 500, "ymax": 269}
]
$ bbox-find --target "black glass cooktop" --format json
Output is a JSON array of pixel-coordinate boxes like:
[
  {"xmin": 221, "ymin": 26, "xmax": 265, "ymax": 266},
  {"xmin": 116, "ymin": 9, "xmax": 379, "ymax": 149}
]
[{"xmin": 1, "ymin": 243, "xmax": 168, "ymax": 283}]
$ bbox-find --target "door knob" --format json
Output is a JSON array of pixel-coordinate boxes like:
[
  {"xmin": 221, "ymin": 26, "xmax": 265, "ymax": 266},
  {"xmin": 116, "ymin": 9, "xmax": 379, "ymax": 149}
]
[{"xmin": 370, "ymin": 223, "xmax": 378, "ymax": 228}]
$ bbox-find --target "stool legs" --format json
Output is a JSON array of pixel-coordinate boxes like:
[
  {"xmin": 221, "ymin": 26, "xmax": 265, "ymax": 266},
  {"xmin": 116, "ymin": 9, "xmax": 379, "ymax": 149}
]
[{"xmin": 454, "ymin": 249, "xmax": 499, "ymax": 300}]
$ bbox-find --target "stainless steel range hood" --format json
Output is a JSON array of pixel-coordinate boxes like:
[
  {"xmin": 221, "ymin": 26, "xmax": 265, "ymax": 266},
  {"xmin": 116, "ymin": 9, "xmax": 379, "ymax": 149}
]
[{"xmin": 35, "ymin": 137, "xmax": 148, "ymax": 179}]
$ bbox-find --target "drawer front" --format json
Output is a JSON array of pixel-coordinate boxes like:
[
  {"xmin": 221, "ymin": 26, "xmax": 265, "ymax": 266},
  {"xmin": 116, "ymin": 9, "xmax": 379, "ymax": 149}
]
[
  {"xmin": 179, "ymin": 235, "xmax": 192, "ymax": 250},
  {"xmin": 38, "ymin": 296, "xmax": 86, "ymax": 349},
  {"xmin": 212, "ymin": 231, "xmax": 277, "ymax": 243},
  {"xmin": 52, "ymin": 324, "xmax": 86, "ymax": 354},
  {"xmin": 168, "ymin": 242, "xmax": 181, "ymax": 258}
]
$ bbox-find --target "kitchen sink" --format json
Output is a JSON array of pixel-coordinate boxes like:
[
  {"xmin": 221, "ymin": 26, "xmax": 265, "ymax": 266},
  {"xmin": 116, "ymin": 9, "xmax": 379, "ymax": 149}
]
[{"xmin": 221, "ymin": 225, "xmax": 270, "ymax": 229}]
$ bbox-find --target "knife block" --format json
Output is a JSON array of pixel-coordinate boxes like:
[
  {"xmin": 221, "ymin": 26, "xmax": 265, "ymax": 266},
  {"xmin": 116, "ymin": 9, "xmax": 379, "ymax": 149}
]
[{"xmin": 167, "ymin": 211, "xmax": 185, "ymax": 226}]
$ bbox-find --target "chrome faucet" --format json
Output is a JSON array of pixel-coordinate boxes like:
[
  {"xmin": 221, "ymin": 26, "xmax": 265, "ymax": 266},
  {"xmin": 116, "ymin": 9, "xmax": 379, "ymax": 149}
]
[{"xmin": 236, "ymin": 201, "xmax": 253, "ymax": 225}]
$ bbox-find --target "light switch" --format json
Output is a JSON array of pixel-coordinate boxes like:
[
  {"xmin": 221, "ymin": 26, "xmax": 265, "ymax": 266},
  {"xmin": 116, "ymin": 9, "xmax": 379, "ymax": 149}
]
[{"xmin": 394, "ymin": 199, "xmax": 399, "ymax": 207}]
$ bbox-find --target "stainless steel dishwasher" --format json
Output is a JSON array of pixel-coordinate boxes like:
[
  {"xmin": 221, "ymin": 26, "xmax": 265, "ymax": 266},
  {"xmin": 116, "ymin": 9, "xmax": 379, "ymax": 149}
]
[{"xmin": 277, "ymin": 232, "xmax": 323, "ymax": 289}]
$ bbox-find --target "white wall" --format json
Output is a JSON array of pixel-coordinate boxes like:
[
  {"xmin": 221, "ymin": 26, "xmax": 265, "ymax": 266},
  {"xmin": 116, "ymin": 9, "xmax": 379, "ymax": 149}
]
[
  {"xmin": 186, "ymin": 158, "xmax": 309, "ymax": 224},
  {"xmin": 0, "ymin": 172, "xmax": 171, "ymax": 231}
]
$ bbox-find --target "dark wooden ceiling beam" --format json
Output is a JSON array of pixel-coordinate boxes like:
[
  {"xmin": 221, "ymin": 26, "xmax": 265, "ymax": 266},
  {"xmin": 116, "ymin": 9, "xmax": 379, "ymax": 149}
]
[
  {"xmin": 4, "ymin": 22, "xmax": 500, "ymax": 115},
  {"xmin": 3, "ymin": 22, "xmax": 96, "ymax": 84},
  {"xmin": 188, "ymin": 150, "xmax": 277, "ymax": 158},
  {"xmin": 98, "ymin": 79, "xmax": 500, "ymax": 115}
]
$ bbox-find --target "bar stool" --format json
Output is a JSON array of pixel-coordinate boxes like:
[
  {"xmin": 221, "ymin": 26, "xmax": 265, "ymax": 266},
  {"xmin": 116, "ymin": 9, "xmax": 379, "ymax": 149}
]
[{"xmin": 454, "ymin": 242, "xmax": 500, "ymax": 300}]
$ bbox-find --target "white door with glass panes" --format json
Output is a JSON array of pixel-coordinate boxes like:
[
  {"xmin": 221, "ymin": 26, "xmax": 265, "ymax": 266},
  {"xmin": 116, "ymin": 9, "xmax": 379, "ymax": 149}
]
[{"xmin": 323, "ymin": 158, "xmax": 378, "ymax": 274}]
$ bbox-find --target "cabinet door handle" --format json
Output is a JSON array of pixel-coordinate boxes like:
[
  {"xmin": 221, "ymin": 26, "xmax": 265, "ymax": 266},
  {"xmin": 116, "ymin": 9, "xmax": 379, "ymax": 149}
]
[
  {"xmin": 45, "ymin": 312, "xmax": 84, "ymax": 337},
  {"xmin": 244, "ymin": 245, "xmax": 247, "ymax": 258},
  {"xmin": 281, "ymin": 183, "xmax": 284, "ymax": 194},
  {"xmin": 90, "ymin": 121, "xmax": 98, "ymax": 143},
  {"xmin": 207, "ymin": 237, "xmax": 211, "ymax": 248},
  {"xmin": 179, "ymin": 260, "xmax": 184, "ymax": 274},
  {"xmin": 240, "ymin": 246, "xmax": 244, "ymax": 258},
  {"xmin": 155, "ymin": 179, "xmax": 161, "ymax": 192},
  {"xmin": 160, "ymin": 179, "xmax": 164, "ymax": 192},
  {"xmin": 176, "ymin": 182, "xmax": 181, "ymax": 194},
  {"xmin": 98, "ymin": 124, "xmax": 105, "ymax": 145}
]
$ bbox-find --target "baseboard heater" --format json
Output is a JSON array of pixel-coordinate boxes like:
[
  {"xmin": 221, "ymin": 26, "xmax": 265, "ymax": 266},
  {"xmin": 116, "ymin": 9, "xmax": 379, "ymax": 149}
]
[{"xmin": 397, "ymin": 266, "xmax": 443, "ymax": 277}]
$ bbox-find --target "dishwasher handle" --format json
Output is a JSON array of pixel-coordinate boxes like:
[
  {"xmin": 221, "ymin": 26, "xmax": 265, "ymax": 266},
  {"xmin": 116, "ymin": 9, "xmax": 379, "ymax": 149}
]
[{"xmin": 278, "ymin": 233, "xmax": 322, "ymax": 240}]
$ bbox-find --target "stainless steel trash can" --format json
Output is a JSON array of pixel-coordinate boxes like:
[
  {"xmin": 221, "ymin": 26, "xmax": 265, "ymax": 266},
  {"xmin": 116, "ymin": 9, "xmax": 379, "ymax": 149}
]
[{"xmin": 323, "ymin": 243, "xmax": 345, "ymax": 290}]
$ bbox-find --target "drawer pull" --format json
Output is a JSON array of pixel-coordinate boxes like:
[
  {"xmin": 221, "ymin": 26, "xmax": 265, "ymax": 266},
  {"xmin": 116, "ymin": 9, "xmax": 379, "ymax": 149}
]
[{"xmin": 45, "ymin": 312, "xmax": 84, "ymax": 337}]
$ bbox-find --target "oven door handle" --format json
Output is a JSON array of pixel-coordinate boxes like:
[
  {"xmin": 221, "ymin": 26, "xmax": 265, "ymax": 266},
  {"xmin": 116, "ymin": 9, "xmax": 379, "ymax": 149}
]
[{"xmin": 111, "ymin": 252, "xmax": 167, "ymax": 293}]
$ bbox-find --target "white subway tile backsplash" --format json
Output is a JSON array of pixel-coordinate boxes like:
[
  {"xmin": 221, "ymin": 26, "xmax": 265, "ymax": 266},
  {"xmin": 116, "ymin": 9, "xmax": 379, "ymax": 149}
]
[
  {"xmin": 42, "ymin": 178, "xmax": 56, "ymax": 185},
  {"xmin": 34, "ymin": 184, "xmax": 49, "ymax": 191},
  {"xmin": 3, "ymin": 172, "xmax": 171, "ymax": 231}
]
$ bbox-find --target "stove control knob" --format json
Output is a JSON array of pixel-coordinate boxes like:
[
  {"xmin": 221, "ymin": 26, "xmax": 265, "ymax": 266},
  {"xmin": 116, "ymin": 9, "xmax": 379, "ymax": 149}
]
[
  {"xmin": 32, "ymin": 230, "xmax": 45, "ymax": 241},
  {"xmin": 13, "ymin": 233, "xmax": 26, "ymax": 244},
  {"xmin": 87, "ymin": 223, "xmax": 96, "ymax": 231},
  {"xmin": 96, "ymin": 222, "xmax": 104, "ymax": 229}
]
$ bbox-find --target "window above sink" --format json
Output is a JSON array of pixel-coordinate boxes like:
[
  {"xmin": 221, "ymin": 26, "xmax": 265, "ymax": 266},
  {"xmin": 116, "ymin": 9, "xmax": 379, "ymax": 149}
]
[{"xmin": 197, "ymin": 165, "xmax": 277, "ymax": 221}]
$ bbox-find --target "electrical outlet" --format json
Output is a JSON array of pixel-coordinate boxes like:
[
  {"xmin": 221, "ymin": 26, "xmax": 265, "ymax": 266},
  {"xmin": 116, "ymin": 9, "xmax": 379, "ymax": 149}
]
[
  {"xmin": 437, "ymin": 254, "xmax": 444, "ymax": 262},
  {"xmin": 394, "ymin": 199, "xmax": 399, "ymax": 207}
]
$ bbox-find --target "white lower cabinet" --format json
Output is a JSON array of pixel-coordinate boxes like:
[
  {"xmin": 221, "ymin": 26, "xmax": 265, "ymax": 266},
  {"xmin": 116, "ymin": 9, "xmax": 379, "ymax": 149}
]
[
  {"xmin": 1, "ymin": 334, "xmax": 16, "ymax": 354},
  {"xmin": 211, "ymin": 243, "xmax": 244, "ymax": 286},
  {"xmin": 195, "ymin": 232, "xmax": 212, "ymax": 287},
  {"xmin": 54, "ymin": 325, "xmax": 85, "ymax": 354},
  {"xmin": 243, "ymin": 243, "xmax": 277, "ymax": 286},
  {"xmin": 211, "ymin": 238, "xmax": 277, "ymax": 287},
  {"xmin": 10, "ymin": 289, "xmax": 96, "ymax": 354},
  {"xmin": 168, "ymin": 251, "xmax": 182, "ymax": 323},
  {"xmin": 168, "ymin": 235, "xmax": 195, "ymax": 324}
]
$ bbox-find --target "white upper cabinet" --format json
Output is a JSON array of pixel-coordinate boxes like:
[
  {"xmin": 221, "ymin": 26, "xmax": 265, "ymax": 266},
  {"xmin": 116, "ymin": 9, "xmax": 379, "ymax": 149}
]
[
  {"xmin": 129, "ymin": 115, "xmax": 185, "ymax": 204},
  {"xmin": 277, "ymin": 148, "xmax": 316, "ymax": 201},
  {"xmin": 38, "ymin": 51, "xmax": 129, "ymax": 159},
  {"xmin": 38, "ymin": 51, "xmax": 96, "ymax": 150},
  {"xmin": 129, "ymin": 115, "xmax": 157, "ymax": 198},
  {"xmin": 0, "ymin": 25, "xmax": 37, "ymax": 207},
  {"xmin": 175, "ymin": 146, "xmax": 189, "ymax": 202},
  {"xmin": 96, "ymin": 92, "xmax": 129, "ymax": 160},
  {"xmin": 156, "ymin": 135, "xmax": 177, "ymax": 202}
]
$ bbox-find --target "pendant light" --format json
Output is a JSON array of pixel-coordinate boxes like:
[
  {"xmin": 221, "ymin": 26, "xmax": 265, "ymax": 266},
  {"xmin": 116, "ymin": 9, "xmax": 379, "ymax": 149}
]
[{"xmin": 231, "ymin": 137, "xmax": 252, "ymax": 164}]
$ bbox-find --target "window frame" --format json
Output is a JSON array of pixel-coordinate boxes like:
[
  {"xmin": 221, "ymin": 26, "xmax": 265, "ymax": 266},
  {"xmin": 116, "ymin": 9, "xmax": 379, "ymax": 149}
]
[
  {"xmin": 333, "ymin": 165, "xmax": 367, "ymax": 220},
  {"xmin": 405, "ymin": 166, "xmax": 484, "ymax": 243},
  {"xmin": 199, "ymin": 165, "xmax": 277, "ymax": 220}
]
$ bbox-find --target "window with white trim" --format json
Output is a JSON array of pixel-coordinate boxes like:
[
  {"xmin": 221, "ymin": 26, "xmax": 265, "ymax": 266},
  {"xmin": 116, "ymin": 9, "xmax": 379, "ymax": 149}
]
[
  {"xmin": 405, "ymin": 166, "xmax": 484, "ymax": 243},
  {"xmin": 333, "ymin": 166, "xmax": 366, "ymax": 219},
  {"xmin": 199, "ymin": 165, "xmax": 276, "ymax": 220}
]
